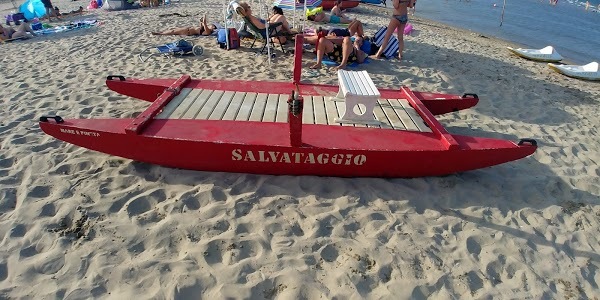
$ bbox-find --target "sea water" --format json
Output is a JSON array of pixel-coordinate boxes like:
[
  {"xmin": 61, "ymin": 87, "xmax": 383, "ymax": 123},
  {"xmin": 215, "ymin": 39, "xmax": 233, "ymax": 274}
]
[{"xmin": 384, "ymin": 0, "xmax": 599, "ymax": 64}]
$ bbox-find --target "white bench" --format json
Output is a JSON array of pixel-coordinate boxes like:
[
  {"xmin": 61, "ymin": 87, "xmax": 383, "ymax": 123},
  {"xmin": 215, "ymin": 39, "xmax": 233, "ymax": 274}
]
[{"xmin": 334, "ymin": 70, "xmax": 381, "ymax": 124}]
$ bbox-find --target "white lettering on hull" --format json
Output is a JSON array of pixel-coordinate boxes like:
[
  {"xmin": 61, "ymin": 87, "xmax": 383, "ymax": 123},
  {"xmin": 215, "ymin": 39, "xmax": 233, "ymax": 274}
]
[
  {"xmin": 232, "ymin": 149, "xmax": 366, "ymax": 166},
  {"xmin": 60, "ymin": 128, "xmax": 100, "ymax": 137}
]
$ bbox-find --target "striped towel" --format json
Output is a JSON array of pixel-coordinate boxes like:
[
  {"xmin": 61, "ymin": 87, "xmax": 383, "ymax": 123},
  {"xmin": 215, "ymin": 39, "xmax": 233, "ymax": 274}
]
[{"xmin": 373, "ymin": 26, "xmax": 399, "ymax": 58}]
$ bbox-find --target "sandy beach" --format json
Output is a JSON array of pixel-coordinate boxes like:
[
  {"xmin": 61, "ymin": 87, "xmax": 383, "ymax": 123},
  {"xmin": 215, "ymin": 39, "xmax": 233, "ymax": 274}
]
[{"xmin": 1, "ymin": 0, "xmax": 599, "ymax": 298}]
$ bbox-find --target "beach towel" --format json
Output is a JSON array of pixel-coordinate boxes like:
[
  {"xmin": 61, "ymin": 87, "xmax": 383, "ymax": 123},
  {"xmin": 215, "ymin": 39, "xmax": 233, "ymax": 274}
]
[
  {"xmin": 317, "ymin": 57, "xmax": 370, "ymax": 68},
  {"xmin": 34, "ymin": 19, "xmax": 99, "ymax": 35},
  {"xmin": 373, "ymin": 26, "xmax": 399, "ymax": 59}
]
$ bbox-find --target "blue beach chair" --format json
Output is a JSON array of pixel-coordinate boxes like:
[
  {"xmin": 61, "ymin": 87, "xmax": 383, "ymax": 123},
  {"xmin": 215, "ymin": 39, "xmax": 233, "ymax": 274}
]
[{"xmin": 138, "ymin": 39, "xmax": 204, "ymax": 62}]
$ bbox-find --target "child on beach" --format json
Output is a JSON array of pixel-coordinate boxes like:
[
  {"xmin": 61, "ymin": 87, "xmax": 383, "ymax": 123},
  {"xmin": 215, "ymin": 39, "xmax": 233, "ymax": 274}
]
[
  {"xmin": 372, "ymin": 0, "xmax": 414, "ymax": 60},
  {"xmin": 331, "ymin": 0, "xmax": 349, "ymax": 19}
]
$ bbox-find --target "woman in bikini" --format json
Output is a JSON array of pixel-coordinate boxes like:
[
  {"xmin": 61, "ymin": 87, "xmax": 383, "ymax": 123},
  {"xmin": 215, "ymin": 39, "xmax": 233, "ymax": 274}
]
[
  {"xmin": 152, "ymin": 15, "xmax": 216, "ymax": 36},
  {"xmin": 307, "ymin": 11, "xmax": 352, "ymax": 24},
  {"xmin": 373, "ymin": 0, "xmax": 414, "ymax": 60},
  {"xmin": 0, "ymin": 23, "xmax": 36, "ymax": 40}
]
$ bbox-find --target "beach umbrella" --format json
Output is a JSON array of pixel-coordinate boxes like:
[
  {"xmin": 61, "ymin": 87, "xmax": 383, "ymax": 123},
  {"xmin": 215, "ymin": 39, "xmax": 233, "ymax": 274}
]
[
  {"xmin": 19, "ymin": 0, "xmax": 46, "ymax": 19},
  {"xmin": 272, "ymin": 0, "xmax": 322, "ymax": 28}
]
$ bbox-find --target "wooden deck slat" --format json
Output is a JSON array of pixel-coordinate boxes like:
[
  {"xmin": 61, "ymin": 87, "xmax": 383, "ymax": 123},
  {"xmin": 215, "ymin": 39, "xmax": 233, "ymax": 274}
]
[
  {"xmin": 373, "ymin": 101, "xmax": 392, "ymax": 129},
  {"xmin": 387, "ymin": 99, "xmax": 419, "ymax": 131},
  {"xmin": 208, "ymin": 91, "xmax": 235, "ymax": 120},
  {"xmin": 181, "ymin": 89, "xmax": 213, "ymax": 119},
  {"xmin": 235, "ymin": 92, "xmax": 257, "ymax": 121},
  {"xmin": 249, "ymin": 93, "xmax": 268, "ymax": 121},
  {"xmin": 166, "ymin": 89, "xmax": 203, "ymax": 119},
  {"xmin": 222, "ymin": 92, "xmax": 245, "ymax": 120},
  {"xmin": 398, "ymin": 99, "xmax": 432, "ymax": 132},
  {"xmin": 302, "ymin": 96, "xmax": 315, "ymax": 124},
  {"xmin": 275, "ymin": 94, "xmax": 289, "ymax": 123},
  {"xmin": 380, "ymin": 99, "xmax": 407, "ymax": 130},
  {"xmin": 262, "ymin": 94, "xmax": 279, "ymax": 122},
  {"xmin": 312, "ymin": 96, "xmax": 327, "ymax": 125},
  {"xmin": 324, "ymin": 97, "xmax": 340, "ymax": 126},
  {"xmin": 156, "ymin": 88, "xmax": 430, "ymax": 132},
  {"xmin": 156, "ymin": 88, "xmax": 193, "ymax": 119},
  {"xmin": 196, "ymin": 90, "xmax": 225, "ymax": 120}
]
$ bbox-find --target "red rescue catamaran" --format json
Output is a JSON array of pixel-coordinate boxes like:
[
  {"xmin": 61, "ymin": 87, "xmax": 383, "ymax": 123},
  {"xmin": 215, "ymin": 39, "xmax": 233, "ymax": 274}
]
[{"xmin": 39, "ymin": 36, "xmax": 536, "ymax": 177}]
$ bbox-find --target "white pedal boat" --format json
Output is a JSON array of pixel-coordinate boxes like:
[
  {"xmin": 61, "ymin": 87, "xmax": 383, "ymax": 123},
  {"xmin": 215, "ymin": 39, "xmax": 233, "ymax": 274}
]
[
  {"xmin": 548, "ymin": 62, "xmax": 600, "ymax": 81},
  {"xmin": 507, "ymin": 46, "xmax": 563, "ymax": 62}
]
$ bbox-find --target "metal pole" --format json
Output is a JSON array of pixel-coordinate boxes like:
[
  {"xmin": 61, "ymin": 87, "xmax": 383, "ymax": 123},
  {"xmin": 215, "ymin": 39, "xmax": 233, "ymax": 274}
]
[{"xmin": 500, "ymin": 0, "xmax": 506, "ymax": 26}]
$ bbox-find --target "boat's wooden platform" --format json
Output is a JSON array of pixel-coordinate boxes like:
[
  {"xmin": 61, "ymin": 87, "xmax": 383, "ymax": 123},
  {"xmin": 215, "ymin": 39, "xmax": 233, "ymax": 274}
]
[{"xmin": 156, "ymin": 88, "xmax": 432, "ymax": 132}]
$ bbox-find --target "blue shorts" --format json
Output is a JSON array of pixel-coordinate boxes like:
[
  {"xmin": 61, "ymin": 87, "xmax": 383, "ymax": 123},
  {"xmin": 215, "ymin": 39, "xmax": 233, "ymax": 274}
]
[{"xmin": 329, "ymin": 15, "xmax": 341, "ymax": 23}]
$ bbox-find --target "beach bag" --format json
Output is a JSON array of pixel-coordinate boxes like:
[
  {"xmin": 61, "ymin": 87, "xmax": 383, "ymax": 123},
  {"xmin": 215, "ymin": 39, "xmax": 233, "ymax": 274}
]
[
  {"xmin": 373, "ymin": 26, "xmax": 399, "ymax": 59},
  {"xmin": 217, "ymin": 28, "xmax": 240, "ymax": 50},
  {"xmin": 11, "ymin": 13, "xmax": 25, "ymax": 25}
]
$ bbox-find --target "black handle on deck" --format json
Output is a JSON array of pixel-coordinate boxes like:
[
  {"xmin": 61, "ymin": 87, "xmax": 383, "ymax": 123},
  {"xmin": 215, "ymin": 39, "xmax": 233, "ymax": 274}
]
[
  {"xmin": 518, "ymin": 139, "xmax": 537, "ymax": 146},
  {"xmin": 106, "ymin": 75, "xmax": 126, "ymax": 81},
  {"xmin": 39, "ymin": 116, "xmax": 64, "ymax": 123},
  {"xmin": 462, "ymin": 93, "xmax": 478, "ymax": 99}
]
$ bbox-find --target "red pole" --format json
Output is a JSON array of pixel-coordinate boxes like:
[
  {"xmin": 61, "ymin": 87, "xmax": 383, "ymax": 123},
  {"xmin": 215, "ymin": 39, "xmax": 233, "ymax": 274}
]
[
  {"xmin": 293, "ymin": 34, "xmax": 304, "ymax": 84},
  {"xmin": 287, "ymin": 92, "xmax": 303, "ymax": 147}
]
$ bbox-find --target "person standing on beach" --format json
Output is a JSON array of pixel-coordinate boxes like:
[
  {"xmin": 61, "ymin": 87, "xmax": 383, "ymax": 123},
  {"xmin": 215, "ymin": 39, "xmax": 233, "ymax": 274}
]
[
  {"xmin": 373, "ymin": 0, "xmax": 414, "ymax": 60},
  {"xmin": 41, "ymin": 0, "xmax": 60, "ymax": 21}
]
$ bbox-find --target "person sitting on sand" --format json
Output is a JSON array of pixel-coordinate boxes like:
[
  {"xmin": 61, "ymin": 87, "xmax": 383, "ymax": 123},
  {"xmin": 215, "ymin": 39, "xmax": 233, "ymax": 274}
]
[
  {"xmin": 331, "ymin": 0, "xmax": 349, "ymax": 19},
  {"xmin": 373, "ymin": 0, "xmax": 414, "ymax": 60},
  {"xmin": 152, "ymin": 15, "xmax": 217, "ymax": 36},
  {"xmin": 0, "ymin": 22, "xmax": 37, "ymax": 40},
  {"xmin": 307, "ymin": 10, "xmax": 352, "ymax": 24},
  {"xmin": 310, "ymin": 36, "xmax": 367, "ymax": 70},
  {"xmin": 237, "ymin": 2, "xmax": 294, "ymax": 44}
]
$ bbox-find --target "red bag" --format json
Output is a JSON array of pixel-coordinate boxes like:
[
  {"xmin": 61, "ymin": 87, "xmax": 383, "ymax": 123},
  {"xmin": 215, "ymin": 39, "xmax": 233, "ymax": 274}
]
[{"xmin": 218, "ymin": 28, "xmax": 240, "ymax": 50}]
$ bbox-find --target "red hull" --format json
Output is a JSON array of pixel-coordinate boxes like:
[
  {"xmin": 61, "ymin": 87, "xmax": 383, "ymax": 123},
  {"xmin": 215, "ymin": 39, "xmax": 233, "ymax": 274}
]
[
  {"xmin": 39, "ymin": 36, "xmax": 536, "ymax": 178},
  {"xmin": 39, "ymin": 119, "xmax": 535, "ymax": 177},
  {"xmin": 321, "ymin": 0, "xmax": 361, "ymax": 10}
]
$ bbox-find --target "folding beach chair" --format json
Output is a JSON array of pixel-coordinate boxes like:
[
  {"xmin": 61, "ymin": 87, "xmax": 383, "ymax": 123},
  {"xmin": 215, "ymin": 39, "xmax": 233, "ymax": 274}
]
[
  {"xmin": 238, "ymin": 14, "xmax": 289, "ymax": 55},
  {"xmin": 138, "ymin": 39, "xmax": 204, "ymax": 62},
  {"xmin": 373, "ymin": 26, "xmax": 399, "ymax": 59}
]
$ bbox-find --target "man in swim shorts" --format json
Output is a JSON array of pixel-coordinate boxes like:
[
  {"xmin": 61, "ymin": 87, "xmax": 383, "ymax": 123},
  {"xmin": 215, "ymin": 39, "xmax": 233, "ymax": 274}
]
[{"xmin": 310, "ymin": 36, "xmax": 367, "ymax": 70}]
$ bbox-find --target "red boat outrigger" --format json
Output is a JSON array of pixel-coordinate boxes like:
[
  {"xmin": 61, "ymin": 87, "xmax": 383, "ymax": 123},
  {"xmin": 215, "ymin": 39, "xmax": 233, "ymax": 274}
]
[
  {"xmin": 39, "ymin": 36, "xmax": 536, "ymax": 177},
  {"xmin": 321, "ymin": 0, "xmax": 361, "ymax": 10}
]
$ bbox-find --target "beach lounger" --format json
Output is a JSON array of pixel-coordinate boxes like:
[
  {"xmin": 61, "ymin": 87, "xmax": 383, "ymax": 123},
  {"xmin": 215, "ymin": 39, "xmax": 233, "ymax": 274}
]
[{"xmin": 138, "ymin": 39, "xmax": 203, "ymax": 62}]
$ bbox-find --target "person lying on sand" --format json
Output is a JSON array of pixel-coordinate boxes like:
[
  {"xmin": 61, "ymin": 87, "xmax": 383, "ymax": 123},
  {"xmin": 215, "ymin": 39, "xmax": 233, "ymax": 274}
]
[
  {"xmin": 0, "ymin": 22, "xmax": 37, "ymax": 40},
  {"xmin": 55, "ymin": 6, "xmax": 85, "ymax": 17},
  {"xmin": 152, "ymin": 15, "xmax": 216, "ymax": 36},
  {"xmin": 310, "ymin": 36, "xmax": 367, "ymax": 70},
  {"xmin": 307, "ymin": 10, "xmax": 352, "ymax": 24}
]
